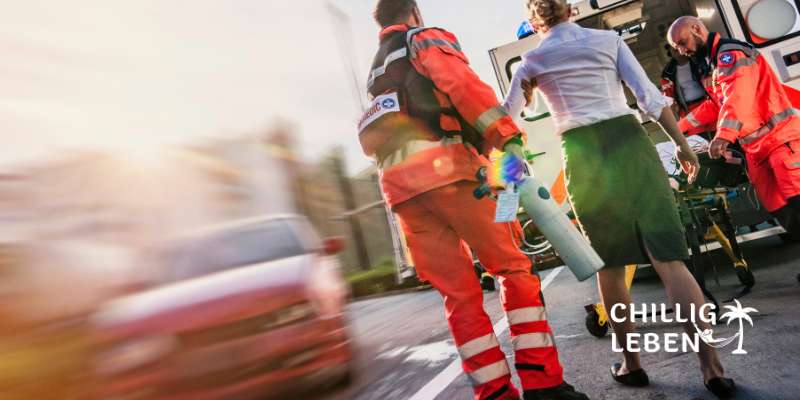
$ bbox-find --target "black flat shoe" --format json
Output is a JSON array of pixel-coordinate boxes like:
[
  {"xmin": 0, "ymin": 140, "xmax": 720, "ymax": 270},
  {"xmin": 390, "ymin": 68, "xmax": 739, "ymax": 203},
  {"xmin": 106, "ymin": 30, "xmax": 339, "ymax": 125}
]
[
  {"xmin": 523, "ymin": 382, "xmax": 589, "ymax": 400},
  {"xmin": 705, "ymin": 377, "xmax": 736, "ymax": 399},
  {"xmin": 610, "ymin": 363, "xmax": 649, "ymax": 387}
]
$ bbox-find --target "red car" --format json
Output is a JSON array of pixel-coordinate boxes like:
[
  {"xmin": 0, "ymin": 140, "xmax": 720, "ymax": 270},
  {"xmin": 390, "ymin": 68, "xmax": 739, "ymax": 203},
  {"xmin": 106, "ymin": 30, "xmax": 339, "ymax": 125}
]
[{"xmin": 89, "ymin": 215, "xmax": 353, "ymax": 400}]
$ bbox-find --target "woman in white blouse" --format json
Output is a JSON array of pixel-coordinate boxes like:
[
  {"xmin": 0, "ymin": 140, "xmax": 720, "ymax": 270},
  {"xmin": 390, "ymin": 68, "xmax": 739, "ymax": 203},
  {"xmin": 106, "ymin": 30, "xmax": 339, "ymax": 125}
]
[{"xmin": 504, "ymin": 1, "xmax": 734, "ymax": 398}]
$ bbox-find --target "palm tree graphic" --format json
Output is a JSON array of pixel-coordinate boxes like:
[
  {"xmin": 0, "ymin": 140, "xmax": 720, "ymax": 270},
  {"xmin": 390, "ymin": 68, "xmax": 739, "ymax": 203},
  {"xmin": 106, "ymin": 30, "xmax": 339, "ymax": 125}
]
[{"xmin": 720, "ymin": 299, "xmax": 758, "ymax": 355}]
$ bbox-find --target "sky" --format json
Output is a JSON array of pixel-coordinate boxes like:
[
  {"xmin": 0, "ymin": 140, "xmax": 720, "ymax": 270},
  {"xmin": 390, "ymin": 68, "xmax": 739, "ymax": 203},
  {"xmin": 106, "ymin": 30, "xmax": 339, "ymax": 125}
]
[{"xmin": 0, "ymin": 0, "xmax": 529, "ymax": 174}]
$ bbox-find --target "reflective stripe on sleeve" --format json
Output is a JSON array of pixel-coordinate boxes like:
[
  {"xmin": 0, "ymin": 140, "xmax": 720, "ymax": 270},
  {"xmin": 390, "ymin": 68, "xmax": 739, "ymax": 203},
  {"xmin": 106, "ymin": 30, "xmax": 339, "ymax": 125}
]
[
  {"xmin": 475, "ymin": 106, "xmax": 509, "ymax": 134},
  {"xmin": 719, "ymin": 118, "xmax": 743, "ymax": 132},
  {"xmin": 717, "ymin": 57, "xmax": 756, "ymax": 76},
  {"xmin": 407, "ymin": 35, "xmax": 462, "ymax": 59},
  {"xmin": 686, "ymin": 113, "xmax": 701, "ymax": 128},
  {"xmin": 718, "ymin": 43, "xmax": 758, "ymax": 58}
]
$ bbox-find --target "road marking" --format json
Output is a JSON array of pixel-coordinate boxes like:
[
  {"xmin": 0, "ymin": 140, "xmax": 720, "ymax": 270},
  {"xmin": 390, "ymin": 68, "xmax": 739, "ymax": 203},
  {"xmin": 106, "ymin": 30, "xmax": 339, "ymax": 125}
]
[
  {"xmin": 539, "ymin": 265, "xmax": 562, "ymax": 289},
  {"xmin": 407, "ymin": 266, "xmax": 565, "ymax": 400}
]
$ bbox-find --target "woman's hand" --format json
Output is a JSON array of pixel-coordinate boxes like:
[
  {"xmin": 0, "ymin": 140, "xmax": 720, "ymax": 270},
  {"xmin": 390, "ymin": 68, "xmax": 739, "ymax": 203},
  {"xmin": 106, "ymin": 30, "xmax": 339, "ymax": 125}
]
[
  {"xmin": 658, "ymin": 107, "xmax": 700, "ymax": 184},
  {"xmin": 675, "ymin": 143, "xmax": 700, "ymax": 184},
  {"xmin": 521, "ymin": 79, "xmax": 537, "ymax": 107}
]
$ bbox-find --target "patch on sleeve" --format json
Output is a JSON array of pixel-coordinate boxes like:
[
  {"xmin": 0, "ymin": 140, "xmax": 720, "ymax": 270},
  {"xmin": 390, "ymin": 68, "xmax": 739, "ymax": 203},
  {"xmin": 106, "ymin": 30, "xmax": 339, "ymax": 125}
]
[{"xmin": 718, "ymin": 52, "xmax": 734, "ymax": 67}]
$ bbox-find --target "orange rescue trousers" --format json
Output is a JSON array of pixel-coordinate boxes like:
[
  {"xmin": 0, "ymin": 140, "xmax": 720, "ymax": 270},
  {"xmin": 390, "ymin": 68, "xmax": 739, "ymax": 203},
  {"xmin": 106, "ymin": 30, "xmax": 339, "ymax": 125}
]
[
  {"xmin": 748, "ymin": 139, "xmax": 800, "ymax": 236},
  {"xmin": 394, "ymin": 181, "xmax": 564, "ymax": 400}
]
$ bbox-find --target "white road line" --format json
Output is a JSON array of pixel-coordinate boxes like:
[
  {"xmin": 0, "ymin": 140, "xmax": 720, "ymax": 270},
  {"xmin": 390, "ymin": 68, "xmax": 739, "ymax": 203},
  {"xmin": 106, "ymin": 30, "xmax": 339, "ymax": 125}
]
[
  {"xmin": 407, "ymin": 266, "xmax": 565, "ymax": 400},
  {"xmin": 539, "ymin": 265, "xmax": 563, "ymax": 290}
]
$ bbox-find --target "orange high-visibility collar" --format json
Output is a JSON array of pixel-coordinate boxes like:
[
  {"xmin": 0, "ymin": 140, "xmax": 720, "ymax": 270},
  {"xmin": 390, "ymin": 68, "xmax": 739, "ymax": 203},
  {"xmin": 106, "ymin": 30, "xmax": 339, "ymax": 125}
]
[{"xmin": 379, "ymin": 24, "xmax": 411, "ymax": 41}]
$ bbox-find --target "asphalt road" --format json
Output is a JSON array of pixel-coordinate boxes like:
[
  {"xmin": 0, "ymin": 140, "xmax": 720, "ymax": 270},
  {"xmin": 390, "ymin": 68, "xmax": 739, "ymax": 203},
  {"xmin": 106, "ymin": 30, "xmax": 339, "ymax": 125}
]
[{"xmin": 309, "ymin": 236, "xmax": 800, "ymax": 400}]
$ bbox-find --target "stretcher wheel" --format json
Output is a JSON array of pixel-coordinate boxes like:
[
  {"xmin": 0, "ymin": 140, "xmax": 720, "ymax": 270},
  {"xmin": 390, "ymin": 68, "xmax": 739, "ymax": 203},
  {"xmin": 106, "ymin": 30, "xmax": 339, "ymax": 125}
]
[
  {"xmin": 585, "ymin": 308, "xmax": 608, "ymax": 338},
  {"xmin": 736, "ymin": 267, "xmax": 755, "ymax": 287}
]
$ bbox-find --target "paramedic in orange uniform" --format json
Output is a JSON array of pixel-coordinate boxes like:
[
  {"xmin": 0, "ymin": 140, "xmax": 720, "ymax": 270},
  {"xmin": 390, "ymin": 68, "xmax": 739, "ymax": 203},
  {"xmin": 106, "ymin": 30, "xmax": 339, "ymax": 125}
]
[
  {"xmin": 669, "ymin": 16, "xmax": 800, "ymax": 240},
  {"xmin": 357, "ymin": 1, "xmax": 588, "ymax": 399}
]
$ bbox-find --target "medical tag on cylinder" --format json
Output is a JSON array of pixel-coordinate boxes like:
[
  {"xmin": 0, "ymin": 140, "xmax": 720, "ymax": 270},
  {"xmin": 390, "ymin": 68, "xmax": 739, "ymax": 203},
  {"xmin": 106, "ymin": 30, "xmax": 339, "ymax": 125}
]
[{"xmin": 494, "ymin": 187, "xmax": 520, "ymax": 223}]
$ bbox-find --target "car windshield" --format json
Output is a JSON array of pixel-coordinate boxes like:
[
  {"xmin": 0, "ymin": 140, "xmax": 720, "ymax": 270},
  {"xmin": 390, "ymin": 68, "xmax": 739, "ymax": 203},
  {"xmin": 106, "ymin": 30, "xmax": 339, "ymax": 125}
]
[{"xmin": 166, "ymin": 219, "xmax": 308, "ymax": 281}]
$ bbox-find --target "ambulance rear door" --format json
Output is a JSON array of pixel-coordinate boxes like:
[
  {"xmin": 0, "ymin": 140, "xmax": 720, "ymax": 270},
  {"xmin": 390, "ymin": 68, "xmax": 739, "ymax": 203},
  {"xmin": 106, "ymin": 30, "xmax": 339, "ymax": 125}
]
[
  {"xmin": 715, "ymin": 0, "xmax": 800, "ymax": 88},
  {"xmin": 488, "ymin": 34, "xmax": 568, "ymax": 206}
]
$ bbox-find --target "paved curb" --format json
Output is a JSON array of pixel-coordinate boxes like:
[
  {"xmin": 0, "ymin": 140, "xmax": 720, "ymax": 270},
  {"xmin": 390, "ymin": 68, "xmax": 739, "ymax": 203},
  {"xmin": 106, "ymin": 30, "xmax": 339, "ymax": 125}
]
[{"xmin": 350, "ymin": 284, "xmax": 433, "ymax": 302}]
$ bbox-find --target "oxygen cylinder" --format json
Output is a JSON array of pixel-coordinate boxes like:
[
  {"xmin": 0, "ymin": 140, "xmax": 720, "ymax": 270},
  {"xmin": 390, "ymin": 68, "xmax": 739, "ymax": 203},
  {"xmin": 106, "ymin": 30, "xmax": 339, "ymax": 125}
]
[{"xmin": 517, "ymin": 176, "xmax": 604, "ymax": 281}]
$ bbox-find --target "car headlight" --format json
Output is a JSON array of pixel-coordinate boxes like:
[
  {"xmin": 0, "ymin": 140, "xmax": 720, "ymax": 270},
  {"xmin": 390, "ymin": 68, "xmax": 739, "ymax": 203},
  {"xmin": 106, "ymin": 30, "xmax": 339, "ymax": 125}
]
[
  {"xmin": 94, "ymin": 335, "xmax": 176, "ymax": 376},
  {"xmin": 307, "ymin": 258, "xmax": 348, "ymax": 317}
]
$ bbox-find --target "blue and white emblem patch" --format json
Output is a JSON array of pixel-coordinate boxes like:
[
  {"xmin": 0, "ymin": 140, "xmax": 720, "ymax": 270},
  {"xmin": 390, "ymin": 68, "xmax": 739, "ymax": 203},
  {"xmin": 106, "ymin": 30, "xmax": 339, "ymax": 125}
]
[{"xmin": 381, "ymin": 98, "xmax": 396, "ymax": 109}]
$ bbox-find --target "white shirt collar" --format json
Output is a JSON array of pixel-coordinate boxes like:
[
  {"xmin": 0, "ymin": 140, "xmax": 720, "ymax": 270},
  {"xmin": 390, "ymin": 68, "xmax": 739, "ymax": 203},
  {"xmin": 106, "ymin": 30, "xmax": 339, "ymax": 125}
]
[{"xmin": 542, "ymin": 21, "xmax": 579, "ymax": 40}]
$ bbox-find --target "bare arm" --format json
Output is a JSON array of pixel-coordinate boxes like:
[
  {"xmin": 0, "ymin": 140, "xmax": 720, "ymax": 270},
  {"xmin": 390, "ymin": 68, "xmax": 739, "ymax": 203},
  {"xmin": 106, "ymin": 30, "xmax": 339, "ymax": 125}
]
[
  {"xmin": 657, "ymin": 107, "xmax": 700, "ymax": 183},
  {"xmin": 502, "ymin": 63, "xmax": 535, "ymax": 120}
]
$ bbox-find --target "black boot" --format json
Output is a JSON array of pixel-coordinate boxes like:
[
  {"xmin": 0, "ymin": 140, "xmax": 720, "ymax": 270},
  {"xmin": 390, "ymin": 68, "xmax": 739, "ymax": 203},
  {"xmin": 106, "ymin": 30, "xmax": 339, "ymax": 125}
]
[
  {"xmin": 705, "ymin": 377, "xmax": 736, "ymax": 399},
  {"xmin": 772, "ymin": 204, "xmax": 800, "ymax": 242},
  {"xmin": 523, "ymin": 382, "xmax": 589, "ymax": 400}
]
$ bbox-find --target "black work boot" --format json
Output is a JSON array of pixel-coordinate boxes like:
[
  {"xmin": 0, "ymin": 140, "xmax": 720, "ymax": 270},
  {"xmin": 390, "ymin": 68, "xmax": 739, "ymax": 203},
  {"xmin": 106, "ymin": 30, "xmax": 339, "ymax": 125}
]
[{"xmin": 523, "ymin": 382, "xmax": 589, "ymax": 400}]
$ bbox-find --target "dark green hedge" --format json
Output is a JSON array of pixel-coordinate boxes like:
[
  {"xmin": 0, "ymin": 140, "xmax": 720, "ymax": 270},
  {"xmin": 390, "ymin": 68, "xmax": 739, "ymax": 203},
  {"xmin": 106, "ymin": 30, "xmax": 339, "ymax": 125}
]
[{"xmin": 346, "ymin": 263, "xmax": 421, "ymax": 298}]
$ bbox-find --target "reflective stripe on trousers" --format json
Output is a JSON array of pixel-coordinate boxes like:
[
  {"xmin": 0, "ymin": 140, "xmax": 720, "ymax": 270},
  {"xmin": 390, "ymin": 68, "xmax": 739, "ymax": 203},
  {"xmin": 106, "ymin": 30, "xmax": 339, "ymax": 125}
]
[
  {"xmin": 458, "ymin": 332, "xmax": 501, "ymax": 360},
  {"xmin": 507, "ymin": 306, "xmax": 547, "ymax": 325},
  {"xmin": 507, "ymin": 306, "xmax": 555, "ymax": 351},
  {"xmin": 467, "ymin": 360, "xmax": 511, "ymax": 386},
  {"xmin": 511, "ymin": 332, "xmax": 555, "ymax": 351}
]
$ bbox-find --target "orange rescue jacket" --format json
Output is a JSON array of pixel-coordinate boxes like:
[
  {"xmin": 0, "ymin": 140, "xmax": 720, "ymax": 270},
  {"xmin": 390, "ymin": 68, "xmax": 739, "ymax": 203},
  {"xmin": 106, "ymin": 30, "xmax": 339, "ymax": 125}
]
[
  {"xmin": 363, "ymin": 25, "xmax": 522, "ymax": 206},
  {"xmin": 682, "ymin": 33, "xmax": 800, "ymax": 163}
]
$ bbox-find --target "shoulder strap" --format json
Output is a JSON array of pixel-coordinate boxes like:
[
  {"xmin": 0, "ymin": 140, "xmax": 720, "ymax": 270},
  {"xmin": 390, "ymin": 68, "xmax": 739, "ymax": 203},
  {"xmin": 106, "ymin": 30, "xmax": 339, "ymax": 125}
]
[{"xmin": 367, "ymin": 32, "xmax": 411, "ymax": 91}]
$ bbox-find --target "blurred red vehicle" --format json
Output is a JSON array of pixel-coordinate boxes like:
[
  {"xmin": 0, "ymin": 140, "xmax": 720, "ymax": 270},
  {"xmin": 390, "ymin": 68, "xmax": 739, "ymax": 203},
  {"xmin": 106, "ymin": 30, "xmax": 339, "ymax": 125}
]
[{"xmin": 89, "ymin": 215, "xmax": 352, "ymax": 400}]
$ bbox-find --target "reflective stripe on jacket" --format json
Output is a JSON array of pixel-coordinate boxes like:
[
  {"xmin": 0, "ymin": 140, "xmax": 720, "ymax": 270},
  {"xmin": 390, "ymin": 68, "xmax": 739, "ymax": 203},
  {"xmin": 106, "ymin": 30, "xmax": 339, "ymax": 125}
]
[
  {"xmin": 706, "ymin": 32, "xmax": 800, "ymax": 163},
  {"xmin": 366, "ymin": 25, "xmax": 523, "ymax": 206}
]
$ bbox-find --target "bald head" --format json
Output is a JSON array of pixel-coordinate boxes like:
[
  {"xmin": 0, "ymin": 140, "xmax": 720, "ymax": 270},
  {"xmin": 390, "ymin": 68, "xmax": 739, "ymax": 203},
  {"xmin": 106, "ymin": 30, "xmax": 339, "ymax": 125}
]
[{"xmin": 668, "ymin": 16, "xmax": 709, "ymax": 57}]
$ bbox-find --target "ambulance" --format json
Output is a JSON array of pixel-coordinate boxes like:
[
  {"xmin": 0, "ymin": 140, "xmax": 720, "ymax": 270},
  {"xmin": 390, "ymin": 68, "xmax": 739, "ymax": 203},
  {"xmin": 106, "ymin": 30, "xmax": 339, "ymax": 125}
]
[{"xmin": 488, "ymin": 0, "xmax": 797, "ymax": 258}]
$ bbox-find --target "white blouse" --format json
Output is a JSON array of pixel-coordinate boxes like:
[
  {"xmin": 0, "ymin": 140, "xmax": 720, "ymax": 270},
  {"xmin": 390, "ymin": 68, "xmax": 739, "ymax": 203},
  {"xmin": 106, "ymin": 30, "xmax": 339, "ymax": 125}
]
[{"xmin": 503, "ymin": 22, "xmax": 671, "ymax": 135}]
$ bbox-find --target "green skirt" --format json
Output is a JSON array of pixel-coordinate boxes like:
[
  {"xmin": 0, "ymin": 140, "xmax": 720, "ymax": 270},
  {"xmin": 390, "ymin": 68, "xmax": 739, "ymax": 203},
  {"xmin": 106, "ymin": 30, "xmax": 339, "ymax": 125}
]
[{"xmin": 561, "ymin": 114, "xmax": 689, "ymax": 267}]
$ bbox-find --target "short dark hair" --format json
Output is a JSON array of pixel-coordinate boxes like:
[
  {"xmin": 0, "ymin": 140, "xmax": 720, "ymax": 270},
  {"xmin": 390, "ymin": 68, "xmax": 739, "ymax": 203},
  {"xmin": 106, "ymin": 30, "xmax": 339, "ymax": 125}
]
[{"xmin": 373, "ymin": 0, "xmax": 417, "ymax": 27}]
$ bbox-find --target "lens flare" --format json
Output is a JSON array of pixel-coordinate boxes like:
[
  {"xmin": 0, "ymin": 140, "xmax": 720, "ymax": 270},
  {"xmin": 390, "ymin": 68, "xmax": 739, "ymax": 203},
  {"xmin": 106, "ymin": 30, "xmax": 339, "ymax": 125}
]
[{"xmin": 488, "ymin": 151, "xmax": 525, "ymax": 187}]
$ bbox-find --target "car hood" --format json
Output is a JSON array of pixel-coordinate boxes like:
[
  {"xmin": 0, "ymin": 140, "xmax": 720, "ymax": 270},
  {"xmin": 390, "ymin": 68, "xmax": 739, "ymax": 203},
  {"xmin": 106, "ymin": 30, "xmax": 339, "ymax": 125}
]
[{"xmin": 91, "ymin": 254, "xmax": 315, "ymax": 338}]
